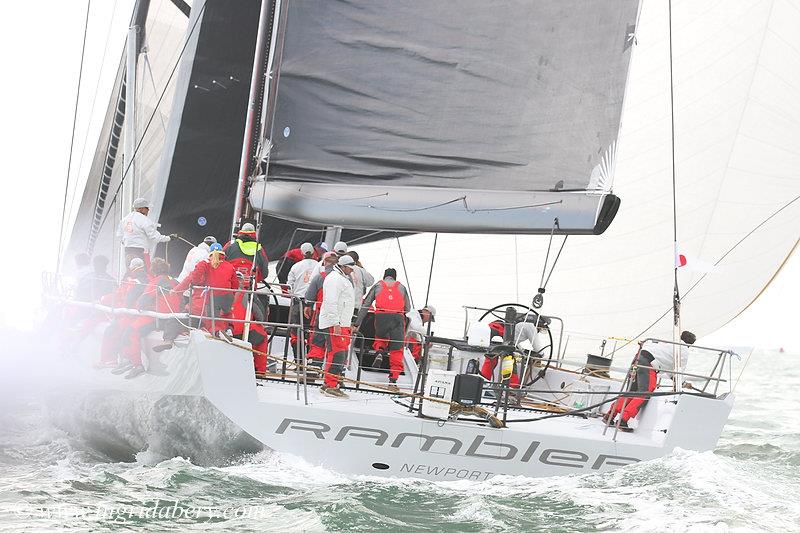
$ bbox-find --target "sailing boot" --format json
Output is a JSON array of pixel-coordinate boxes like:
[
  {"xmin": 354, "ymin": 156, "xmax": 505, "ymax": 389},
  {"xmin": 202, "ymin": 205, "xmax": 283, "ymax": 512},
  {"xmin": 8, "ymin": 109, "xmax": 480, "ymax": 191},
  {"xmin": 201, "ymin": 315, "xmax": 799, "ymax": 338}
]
[
  {"xmin": 152, "ymin": 343, "xmax": 174, "ymax": 353},
  {"xmin": 387, "ymin": 378, "xmax": 399, "ymax": 393},
  {"xmin": 320, "ymin": 385, "xmax": 349, "ymax": 399},
  {"xmin": 124, "ymin": 365, "xmax": 146, "ymax": 379},
  {"xmin": 618, "ymin": 420, "xmax": 633, "ymax": 432}
]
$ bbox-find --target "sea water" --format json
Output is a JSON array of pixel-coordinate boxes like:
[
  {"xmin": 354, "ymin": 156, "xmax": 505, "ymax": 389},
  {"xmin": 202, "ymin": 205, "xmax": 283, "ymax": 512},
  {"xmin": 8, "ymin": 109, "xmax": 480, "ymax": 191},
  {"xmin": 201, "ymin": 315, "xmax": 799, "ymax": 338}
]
[{"xmin": 1, "ymin": 340, "xmax": 798, "ymax": 531}]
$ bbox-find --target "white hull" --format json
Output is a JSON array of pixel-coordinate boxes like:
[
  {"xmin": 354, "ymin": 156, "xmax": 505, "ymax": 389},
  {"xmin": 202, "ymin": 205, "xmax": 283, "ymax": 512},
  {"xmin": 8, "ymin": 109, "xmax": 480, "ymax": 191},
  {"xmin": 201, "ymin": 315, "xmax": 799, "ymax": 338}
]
[{"xmin": 71, "ymin": 329, "xmax": 734, "ymax": 480}]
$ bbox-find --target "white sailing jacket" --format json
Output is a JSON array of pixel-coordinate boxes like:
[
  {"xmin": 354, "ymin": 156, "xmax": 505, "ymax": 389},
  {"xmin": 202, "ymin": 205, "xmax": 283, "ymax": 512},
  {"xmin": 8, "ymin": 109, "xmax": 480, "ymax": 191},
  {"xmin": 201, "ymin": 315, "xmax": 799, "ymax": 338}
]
[
  {"xmin": 178, "ymin": 242, "xmax": 211, "ymax": 282},
  {"xmin": 318, "ymin": 267, "xmax": 356, "ymax": 330},
  {"xmin": 287, "ymin": 258, "xmax": 318, "ymax": 297},
  {"xmin": 645, "ymin": 341, "xmax": 689, "ymax": 372},
  {"xmin": 350, "ymin": 265, "xmax": 375, "ymax": 300},
  {"xmin": 116, "ymin": 211, "xmax": 170, "ymax": 251}
]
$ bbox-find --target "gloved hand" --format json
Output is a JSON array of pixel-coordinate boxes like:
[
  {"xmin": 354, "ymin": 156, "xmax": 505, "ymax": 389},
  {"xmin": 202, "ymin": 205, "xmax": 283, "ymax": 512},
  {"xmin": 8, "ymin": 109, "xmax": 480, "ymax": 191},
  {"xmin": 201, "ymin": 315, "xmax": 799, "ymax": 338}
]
[{"xmin": 169, "ymin": 233, "xmax": 179, "ymax": 239}]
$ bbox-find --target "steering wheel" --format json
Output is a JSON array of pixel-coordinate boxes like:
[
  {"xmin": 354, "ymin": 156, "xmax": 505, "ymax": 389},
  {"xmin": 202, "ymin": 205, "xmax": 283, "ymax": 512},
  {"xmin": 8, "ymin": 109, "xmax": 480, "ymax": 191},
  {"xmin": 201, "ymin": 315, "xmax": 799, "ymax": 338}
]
[{"xmin": 477, "ymin": 302, "xmax": 554, "ymax": 386}]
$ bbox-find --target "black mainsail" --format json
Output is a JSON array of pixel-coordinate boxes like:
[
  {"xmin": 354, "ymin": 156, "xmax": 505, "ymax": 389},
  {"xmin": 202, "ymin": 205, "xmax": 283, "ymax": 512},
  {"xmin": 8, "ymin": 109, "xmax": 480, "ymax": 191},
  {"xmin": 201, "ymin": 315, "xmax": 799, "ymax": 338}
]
[{"xmin": 250, "ymin": 0, "xmax": 639, "ymax": 235}]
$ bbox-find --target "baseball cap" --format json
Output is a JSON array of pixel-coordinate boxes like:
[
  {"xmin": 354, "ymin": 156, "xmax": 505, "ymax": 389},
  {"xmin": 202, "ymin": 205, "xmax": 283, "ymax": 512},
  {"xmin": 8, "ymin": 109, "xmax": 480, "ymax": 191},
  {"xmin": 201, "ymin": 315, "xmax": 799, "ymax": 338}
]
[
  {"xmin": 423, "ymin": 305, "xmax": 436, "ymax": 321},
  {"xmin": 129, "ymin": 257, "xmax": 145, "ymax": 270},
  {"xmin": 333, "ymin": 241, "xmax": 348, "ymax": 254},
  {"xmin": 338, "ymin": 255, "xmax": 355, "ymax": 268},
  {"xmin": 300, "ymin": 242, "xmax": 314, "ymax": 254},
  {"xmin": 203, "ymin": 236, "xmax": 217, "ymax": 245},
  {"xmin": 132, "ymin": 198, "xmax": 150, "ymax": 209}
]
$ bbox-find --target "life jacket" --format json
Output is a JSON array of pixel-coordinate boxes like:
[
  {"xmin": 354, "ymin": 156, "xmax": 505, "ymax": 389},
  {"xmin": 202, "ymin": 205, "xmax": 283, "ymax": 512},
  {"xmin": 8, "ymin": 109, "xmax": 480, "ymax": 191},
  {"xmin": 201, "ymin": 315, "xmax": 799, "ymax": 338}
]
[
  {"xmin": 227, "ymin": 238, "xmax": 268, "ymax": 281},
  {"xmin": 235, "ymin": 238, "xmax": 262, "ymax": 257},
  {"xmin": 374, "ymin": 280, "xmax": 405, "ymax": 314}
]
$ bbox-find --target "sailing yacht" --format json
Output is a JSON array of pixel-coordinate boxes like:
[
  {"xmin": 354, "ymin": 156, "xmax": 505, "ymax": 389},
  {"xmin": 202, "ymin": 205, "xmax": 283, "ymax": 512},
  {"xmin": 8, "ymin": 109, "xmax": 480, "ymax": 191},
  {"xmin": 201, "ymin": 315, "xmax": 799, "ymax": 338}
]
[{"xmin": 51, "ymin": 0, "xmax": 800, "ymax": 479}]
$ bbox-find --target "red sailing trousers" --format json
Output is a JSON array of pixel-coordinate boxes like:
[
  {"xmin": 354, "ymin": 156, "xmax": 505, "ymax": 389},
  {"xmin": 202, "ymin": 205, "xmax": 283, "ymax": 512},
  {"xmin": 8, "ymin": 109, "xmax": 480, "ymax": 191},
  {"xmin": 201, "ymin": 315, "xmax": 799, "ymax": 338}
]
[
  {"xmin": 323, "ymin": 327, "xmax": 351, "ymax": 388},
  {"xmin": 607, "ymin": 368, "xmax": 657, "ymax": 422}
]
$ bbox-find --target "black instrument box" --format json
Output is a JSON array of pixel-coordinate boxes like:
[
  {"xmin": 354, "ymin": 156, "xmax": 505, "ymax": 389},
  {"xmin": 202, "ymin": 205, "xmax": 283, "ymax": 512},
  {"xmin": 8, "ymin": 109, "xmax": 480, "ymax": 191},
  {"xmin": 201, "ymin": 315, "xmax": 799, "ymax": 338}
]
[{"xmin": 453, "ymin": 374, "xmax": 483, "ymax": 406}]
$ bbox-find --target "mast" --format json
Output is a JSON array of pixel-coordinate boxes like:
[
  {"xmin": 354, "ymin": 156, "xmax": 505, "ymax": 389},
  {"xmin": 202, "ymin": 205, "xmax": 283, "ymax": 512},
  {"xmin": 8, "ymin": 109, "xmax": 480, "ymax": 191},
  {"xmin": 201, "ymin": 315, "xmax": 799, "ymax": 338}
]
[
  {"xmin": 122, "ymin": 14, "xmax": 139, "ymax": 214},
  {"xmin": 231, "ymin": 0, "xmax": 274, "ymax": 240},
  {"xmin": 237, "ymin": 0, "xmax": 286, "ymax": 338}
]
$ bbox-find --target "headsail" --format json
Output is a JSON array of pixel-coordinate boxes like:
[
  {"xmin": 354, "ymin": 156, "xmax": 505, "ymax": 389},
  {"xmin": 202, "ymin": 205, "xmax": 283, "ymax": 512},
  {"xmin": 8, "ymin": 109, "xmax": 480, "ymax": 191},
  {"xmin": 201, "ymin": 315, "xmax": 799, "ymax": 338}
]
[
  {"xmin": 250, "ymin": 0, "xmax": 640, "ymax": 234},
  {"xmin": 353, "ymin": 0, "xmax": 800, "ymax": 346}
]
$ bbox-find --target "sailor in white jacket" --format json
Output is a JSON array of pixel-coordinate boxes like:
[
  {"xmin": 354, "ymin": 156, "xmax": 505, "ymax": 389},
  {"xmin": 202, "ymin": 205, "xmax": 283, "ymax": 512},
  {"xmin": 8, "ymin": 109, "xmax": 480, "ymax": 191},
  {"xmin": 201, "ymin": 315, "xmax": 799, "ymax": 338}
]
[
  {"xmin": 116, "ymin": 198, "xmax": 172, "ymax": 265},
  {"xmin": 287, "ymin": 243, "xmax": 319, "ymax": 297},
  {"xmin": 178, "ymin": 236, "xmax": 216, "ymax": 282},
  {"xmin": 318, "ymin": 255, "xmax": 356, "ymax": 398}
]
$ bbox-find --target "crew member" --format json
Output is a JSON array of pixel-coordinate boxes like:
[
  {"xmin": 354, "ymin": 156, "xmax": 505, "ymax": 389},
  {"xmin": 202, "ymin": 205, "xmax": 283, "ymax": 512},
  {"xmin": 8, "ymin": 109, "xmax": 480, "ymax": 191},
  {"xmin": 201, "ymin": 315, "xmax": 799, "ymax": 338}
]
[
  {"xmin": 604, "ymin": 331, "xmax": 697, "ymax": 431},
  {"xmin": 478, "ymin": 317, "xmax": 547, "ymax": 388},
  {"xmin": 116, "ymin": 198, "xmax": 173, "ymax": 269},
  {"xmin": 228, "ymin": 273, "xmax": 269, "ymax": 374},
  {"xmin": 286, "ymin": 243, "xmax": 318, "ymax": 356},
  {"xmin": 310, "ymin": 241, "xmax": 347, "ymax": 278},
  {"xmin": 118, "ymin": 258, "xmax": 180, "ymax": 379},
  {"xmin": 174, "ymin": 243, "xmax": 239, "ymax": 335},
  {"xmin": 224, "ymin": 223, "xmax": 269, "ymax": 283},
  {"xmin": 278, "ymin": 241, "xmax": 321, "ymax": 284},
  {"xmin": 178, "ymin": 236, "xmax": 216, "ymax": 281},
  {"xmin": 356, "ymin": 268, "xmax": 411, "ymax": 390},
  {"xmin": 303, "ymin": 252, "xmax": 339, "ymax": 367},
  {"xmin": 347, "ymin": 251, "xmax": 374, "ymax": 301},
  {"xmin": 318, "ymin": 255, "xmax": 356, "ymax": 397},
  {"xmin": 76, "ymin": 255, "xmax": 115, "ymax": 303},
  {"xmin": 96, "ymin": 258, "xmax": 149, "ymax": 369},
  {"xmin": 405, "ymin": 305, "xmax": 435, "ymax": 361}
]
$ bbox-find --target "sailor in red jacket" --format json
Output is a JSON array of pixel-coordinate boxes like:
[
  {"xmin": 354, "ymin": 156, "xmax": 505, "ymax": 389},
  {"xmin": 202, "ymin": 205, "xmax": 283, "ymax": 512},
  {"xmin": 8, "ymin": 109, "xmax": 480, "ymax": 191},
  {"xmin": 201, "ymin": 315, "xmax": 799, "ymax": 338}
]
[
  {"xmin": 96, "ymin": 258, "xmax": 149, "ymax": 368},
  {"xmin": 223, "ymin": 222, "xmax": 270, "ymax": 283},
  {"xmin": 604, "ymin": 331, "xmax": 696, "ymax": 431},
  {"xmin": 227, "ymin": 273, "xmax": 269, "ymax": 374},
  {"xmin": 355, "ymin": 268, "xmax": 411, "ymax": 390},
  {"xmin": 117, "ymin": 258, "xmax": 180, "ymax": 379},
  {"xmin": 174, "ymin": 243, "xmax": 238, "ymax": 335}
]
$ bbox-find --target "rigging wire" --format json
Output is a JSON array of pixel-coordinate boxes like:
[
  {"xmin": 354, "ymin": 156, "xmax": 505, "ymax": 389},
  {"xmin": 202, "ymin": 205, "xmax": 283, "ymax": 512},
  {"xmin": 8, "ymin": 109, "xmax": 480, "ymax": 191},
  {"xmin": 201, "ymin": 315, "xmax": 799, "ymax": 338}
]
[
  {"xmin": 57, "ymin": 0, "xmax": 92, "ymax": 273},
  {"xmin": 68, "ymin": 0, "xmax": 119, "ymax": 243},
  {"xmin": 96, "ymin": 1, "xmax": 207, "ymax": 235},
  {"xmin": 395, "ymin": 234, "xmax": 415, "ymax": 309},
  {"xmin": 667, "ymin": 0, "xmax": 681, "ymax": 330},
  {"xmin": 424, "ymin": 233, "xmax": 438, "ymax": 307}
]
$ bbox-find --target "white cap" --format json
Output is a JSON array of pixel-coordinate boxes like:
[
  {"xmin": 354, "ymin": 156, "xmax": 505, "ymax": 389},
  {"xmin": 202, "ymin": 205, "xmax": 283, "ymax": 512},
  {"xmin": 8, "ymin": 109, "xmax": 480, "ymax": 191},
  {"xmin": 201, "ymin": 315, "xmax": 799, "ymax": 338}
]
[
  {"xmin": 129, "ymin": 257, "xmax": 145, "ymax": 270},
  {"xmin": 333, "ymin": 241, "xmax": 348, "ymax": 253},
  {"xmin": 133, "ymin": 198, "xmax": 150, "ymax": 209},
  {"xmin": 423, "ymin": 305, "xmax": 436, "ymax": 317},
  {"xmin": 338, "ymin": 255, "xmax": 355, "ymax": 268},
  {"xmin": 300, "ymin": 242, "xmax": 314, "ymax": 254},
  {"xmin": 240, "ymin": 222, "xmax": 256, "ymax": 233}
]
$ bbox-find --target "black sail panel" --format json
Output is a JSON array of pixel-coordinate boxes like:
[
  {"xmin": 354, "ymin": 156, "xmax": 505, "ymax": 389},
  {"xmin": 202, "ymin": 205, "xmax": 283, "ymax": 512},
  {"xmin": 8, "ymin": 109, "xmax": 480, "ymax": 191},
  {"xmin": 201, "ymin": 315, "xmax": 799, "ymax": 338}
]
[{"xmin": 252, "ymin": 0, "xmax": 639, "ymax": 234}]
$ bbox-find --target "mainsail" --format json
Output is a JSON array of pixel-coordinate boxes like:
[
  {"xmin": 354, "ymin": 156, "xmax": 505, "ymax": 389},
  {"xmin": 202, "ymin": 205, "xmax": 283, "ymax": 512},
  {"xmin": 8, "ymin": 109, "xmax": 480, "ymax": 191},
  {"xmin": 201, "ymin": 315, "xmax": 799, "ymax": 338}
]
[{"xmin": 249, "ymin": 0, "xmax": 640, "ymax": 234}]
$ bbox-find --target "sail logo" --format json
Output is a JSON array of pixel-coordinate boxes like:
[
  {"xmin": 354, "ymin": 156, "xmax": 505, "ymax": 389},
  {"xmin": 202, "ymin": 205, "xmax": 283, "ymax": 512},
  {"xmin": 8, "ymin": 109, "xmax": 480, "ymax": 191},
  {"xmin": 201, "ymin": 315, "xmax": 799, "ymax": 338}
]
[{"xmin": 275, "ymin": 418, "xmax": 640, "ymax": 471}]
